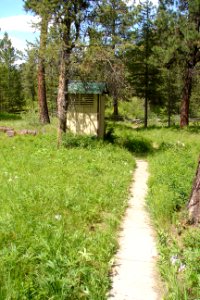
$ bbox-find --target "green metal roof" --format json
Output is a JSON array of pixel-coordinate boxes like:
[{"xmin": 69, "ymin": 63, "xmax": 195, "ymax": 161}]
[{"xmin": 68, "ymin": 81, "xmax": 107, "ymax": 95}]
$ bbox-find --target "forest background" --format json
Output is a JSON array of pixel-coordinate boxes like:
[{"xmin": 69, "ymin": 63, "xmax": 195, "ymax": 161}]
[{"xmin": 1, "ymin": 0, "xmax": 200, "ymax": 131}]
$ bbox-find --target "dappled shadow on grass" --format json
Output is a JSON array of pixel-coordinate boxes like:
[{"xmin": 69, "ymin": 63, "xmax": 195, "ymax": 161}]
[
  {"xmin": 62, "ymin": 124, "xmax": 164, "ymax": 157},
  {"xmin": 185, "ymin": 125, "xmax": 200, "ymax": 134},
  {"xmin": 136, "ymin": 124, "xmax": 200, "ymax": 134},
  {"xmin": 105, "ymin": 122, "xmax": 199, "ymax": 157},
  {"xmin": 115, "ymin": 136, "xmax": 154, "ymax": 157},
  {"xmin": 63, "ymin": 134, "xmax": 154, "ymax": 159},
  {"xmin": 110, "ymin": 121, "xmax": 137, "ymax": 132},
  {"xmin": 104, "ymin": 122, "xmax": 155, "ymax": 157},
  {"xmin": 0, "ymin": 112, "xmax": 22, "ymax": 121},
  {"xmin": 62, "ymin": 128, "xmax": 155, "ymax": 157},
  {"xmin": 136, "ymin": 124, "xmax": 180, "ymax": 131},
  {"xmin": 62, "ymin": 122, "xmax": 200, "ymax": 157},
  {"xmin": 62, "ymin": 132, "xmax": 154, "ymax": 158},
  {"xmin": 110, "ymin": 121, "xmax": 183, "ymax": 133}
]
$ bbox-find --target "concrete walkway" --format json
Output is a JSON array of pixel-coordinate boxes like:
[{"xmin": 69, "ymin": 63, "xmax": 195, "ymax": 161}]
[{"xmin": 108, "ymin": 160, "xmax": 162, "ymax": 300}]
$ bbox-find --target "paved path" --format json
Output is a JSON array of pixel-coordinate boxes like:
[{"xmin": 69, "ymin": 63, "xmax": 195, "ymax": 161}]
[{"xmin": 108, "ymin": 160, "xmax": 163, "ymax": 300}]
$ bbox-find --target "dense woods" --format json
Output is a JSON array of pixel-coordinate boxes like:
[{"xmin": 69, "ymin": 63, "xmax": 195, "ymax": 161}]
[{"xmin": 0, "ymin": 0, "xmax": 200, "ymax": 127}]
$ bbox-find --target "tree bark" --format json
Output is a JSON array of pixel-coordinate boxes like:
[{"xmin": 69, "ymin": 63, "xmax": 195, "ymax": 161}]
[
  {"xmin": 56, "ymin": 2, "xmax": 84, "ymax": 147},
  {"xmin": 144, "ymin": 2, "xmax": 149, "ymax": 129},
  {"xmin": 180, "ymin": 66, "xmax": 193, "ymax": 128},
  {"xmin": 144, "ymin": 93, "xmax": 148, "ymax": 128},
  {"xmin": 38, "ymin": 63, "xmax": 50, "ymax": 124},
  {"xmin": 167, "ymin": 70, "xmax": 171, "ymax": 127},
  {"xmin": 187, "ymin": 157, "xmax": 200, "ymax": 224},
  {"xmin": 144, "ymin": 61, "xmax": 149, "ymax": 128},
  {"xmin": 111, "ymin": 11, "xmax": 119, "ymax": 118},
  {"xmin": 113, "ymin": 96, "xmax": 119, "ymax": 118},
  {"xmin": 57, "ymin": 50, "xmax": 69, "ymax": 147},
  {"xmin": 38, "ymin": 15, "xmax": 50, "ymax": 124},
  {"xmin": 168, "ymin": 98, "xmax": 171, "ymax": 127}
]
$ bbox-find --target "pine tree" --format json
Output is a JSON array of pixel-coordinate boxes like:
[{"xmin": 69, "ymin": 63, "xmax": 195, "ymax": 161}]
[
  {"xmin": 157, "ymin": 0, "xmax": 200, "ymax": 127},
  {"xmin": 179, "ymin": 0, "xmax": 200, "ymax": 127},
  {"xmin": 51, "ymin": 1, "xmax": 91, "ymax": 146},
  {"xmin": 94, "ymin": 0, "xmax": 133, "ymax": 118},
  {"xmin": 150, "ymin": 1, "xmax": 182, "ymax": 126},
  {"xmin": 126, "ymin": 0, "xmax": 158, "ymax": 127},
  {"xmin": 21, "ymin": 47, "xmax": 37, "ymax": 109},
  {"xmin": 0, "ymin": 33, "xmax": 24, "ymax": 112},
  {"xmin": 24, "ymin": 0, "xmax": 51, "ymax": 124}
]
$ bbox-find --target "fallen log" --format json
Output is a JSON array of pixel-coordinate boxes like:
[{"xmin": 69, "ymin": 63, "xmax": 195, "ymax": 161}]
[
  {"xmin": 0, "ymin": 126, "xmax": 37, "ymax": 137},
  {"xmin": 7, "ymin": 130, "xmax": 15, "ymax": 137},
  {"xmin": 0, "ymin": 126, "xmax": 14, "ymax": 133},
  {"xmin": 18, "ymin": 129, "xmax": 37, "ymax": 136}
]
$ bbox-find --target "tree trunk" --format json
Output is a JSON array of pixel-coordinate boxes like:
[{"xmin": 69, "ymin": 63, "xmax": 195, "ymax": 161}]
[
  {"xmin": 57, "ymin": 52, "xmax": 67, "ymax": 147},
  {"xmin": 111, "ymin": 15, "xmax": 118, "ymax": 119},
  {"xmin": 168, "ymin": 99, "xmax": 171, "ymax": 127},
  {"xmin": 187, "ymin": 157, "xmax": 200, "ymax": 224},
  {"xmin": 180, "ymin": 66, "xmax": 193, "ymax": 128},
  {"xmin": 38, "ymin": 63, "xmax": 50, "ymax": 124},
  {"xmin": 144, "ymin": 94, "xmax": 148, "ymax": 128},
  {"xmin": 167, "ymin": 70, "xmax": 171, "ymax": 127},
  {"xmin": 144, "ymin": 64, "xmax": 148, "ymax": 128},
  {"xmin": 38, "ymin": 15, "xmax": 50, "ymax": 124},
  {"xmin": 144, "ymin": 4, "xmax": 149, "ymax": 130},
  {"xmin": 113, "ymin": 96, "xmax": 119, "ymax": 118},
  {"xmin": 57, "ymin": 50, "xmax": 69, "ymax": 147}
]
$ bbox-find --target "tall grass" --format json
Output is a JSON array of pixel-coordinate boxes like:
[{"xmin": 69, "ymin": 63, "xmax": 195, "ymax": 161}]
[
  {"xmin": 110, "ymin": 122, "xmax": 200, "ymax": 299},
  {"xmin": 0, "ymin": 131, "xmax": 135, "ymax": 299},
  {"xmin": 146, "ymin": 130, "xmax": 200, "ymax": 300},
  {"xmin": 1, "ymin": 111, "xmax": 200, "ymax": 299}
]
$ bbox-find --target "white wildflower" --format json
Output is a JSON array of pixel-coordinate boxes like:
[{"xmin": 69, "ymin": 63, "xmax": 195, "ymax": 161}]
[
  {"xmin": 178, "ymin": 264, "xmax": 186, "ymax": 272},
  {"xmin": 55, "ymin": 214, "xmax": 62, "ymax": 221},
  {"xmin": 170, "ymin": 255, "xmax": 178, "ymax": 265},
  {"xmin": 176, "ymin": 141, "xmax": 185, "ymax": 147},
  {"xmin": 83, "ymin": 287, "xmax": 90, "ymax": 295}
]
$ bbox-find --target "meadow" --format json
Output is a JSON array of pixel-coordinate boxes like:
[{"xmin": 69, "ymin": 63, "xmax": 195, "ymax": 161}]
[
  {"xmin": 114, "ymin": 122, "xmax": 200, "ymax": 300},
  {"xmin": 0, "ymin": 112, "xmax": 200, "ymax": 299},
  {"xmin": 0, "ymin": 115, "xmax": 135, "ymax": 299}
]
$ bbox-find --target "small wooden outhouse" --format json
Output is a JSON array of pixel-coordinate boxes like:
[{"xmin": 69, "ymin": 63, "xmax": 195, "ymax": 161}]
[{"xmin": 67, "ymin": 81, "xmax": 107, "ymax": 138}]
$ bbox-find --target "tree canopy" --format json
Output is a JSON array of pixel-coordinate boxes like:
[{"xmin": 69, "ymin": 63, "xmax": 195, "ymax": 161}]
[{"xmin": 0, "ymin": 0, "xmax": 200, "ymax": 129}]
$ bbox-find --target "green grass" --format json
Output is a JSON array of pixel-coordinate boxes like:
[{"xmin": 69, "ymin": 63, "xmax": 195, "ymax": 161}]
[
  {"xmin": 0, "ymin": 111, "xmax": 57, "ymax": 131},
  {"xmin": 0, "ymin": 112, "xmax": 22, "ymax": 121},
  {"xmin": 0, "ymin": 126, "xmax": 135, "ymax": 299},
  {"xmin": 1, "ymin": 110, "xmax": 200, "ymax": 299},
  {"xmin": 111, "ymin": 122, "xmax": 200, "ymax": 300},
  {"xmin": 146, "ymin": 130, "xmax": 200, "ymax": 300}
]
